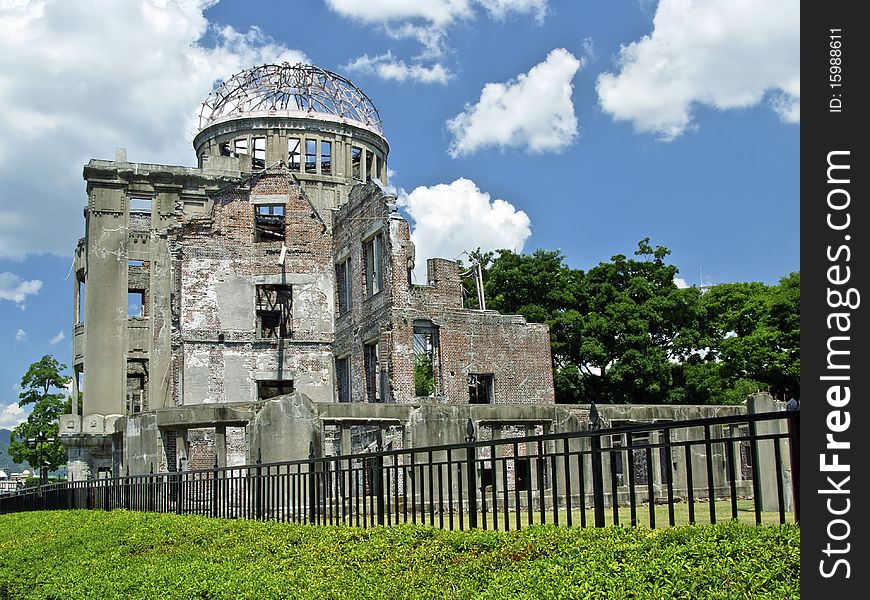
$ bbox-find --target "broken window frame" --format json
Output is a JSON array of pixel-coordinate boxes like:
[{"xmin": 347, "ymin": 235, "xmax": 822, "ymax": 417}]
[
  {"xmin": 468, "ymin": 373, "xmax": 494, "ymax": 404},
  {"xmin": 364, "ymin": 233, "xmax": 384, "ymax": 297},
  {"xmin": 305, "ymin": 139, "xmax": 317, "ymax": 173},
  {"xmin": 128, "ymin": 289, "xmax": 145, "ymax": 318},
  {"xmin": 254, "ymin": 203, "xmax": 286, "ymax": 242},
  {"xmin": 413, "ymin": 320, "xmax": 438, "ymax": 397},
  {"xmin": 256, "ymin": 284, "xmax": 292, "ymax": 339},
  {"xmin": 351, "ymin": 146, "xmax": 362, "ymax": 180},
  {"xmin": 288, "ymin": 137, "xmax": 301, "ymax": 171},
  {"xmin": 233, "ymin": 137, "xmax": 249, "ymax": 156},
  {"xmin": 336, "ymin": 257, "xmax": 353, "ymax": 314},
  {"xmin": 363, "ymin": 341, "xmax": 381, "ymax": 403},
  {"xmin": 257, "ymin": 379, "xmax": 295, "ymax": 401},
  {"xmin": 376, "ymin": 155, "xmax": 383, "ymax": 181},
  {"xmin": 252, "ymin": 136, "xmax": 266, "ymax": 170},
  {"xmin": 320, "ymin": 140, "xmax": 332, "ymax": 175},
  {"xmin": 336, "ymin": 356, "xmax": 351, "ymax": 403}
]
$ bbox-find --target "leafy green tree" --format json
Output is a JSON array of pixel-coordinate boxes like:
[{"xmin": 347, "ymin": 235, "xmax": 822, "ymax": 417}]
[
  {"xmin": 460, "ymin": 240, "xmax": 798, "ymax": 406},
  {"xmin": 7, "ymin": 355, "xmax": 71, "ymax": 472},
  {"xmin": 698, "ymin": 272, "xmax": 800, "ymax": 400},
  {"xmin": 570, "ymin": 239, "xmax": 704, "ymax": 404}
]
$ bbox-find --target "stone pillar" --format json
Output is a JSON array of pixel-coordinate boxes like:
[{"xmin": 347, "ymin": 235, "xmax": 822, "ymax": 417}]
[
  {"xmin": 748, "ymin": 393, "xmax": 792, "ymax": 512},
  {"xmin": 215, "ymin": 425, "xmax": 227, "ymax": 468}
]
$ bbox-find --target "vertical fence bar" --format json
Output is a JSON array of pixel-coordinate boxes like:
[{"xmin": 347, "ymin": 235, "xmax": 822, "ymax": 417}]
[
  {"xmin": 726, "ymin": 436, "xmax": 738, "ymax": 521},
  {"xmin": 748, "ymin": 418, "xmax": 763, "ymax": 525},
  {"xmin": 627, "ymin": 433, "xmax": 637, "ymax": 527},
  {"xmin": 563, "ymin": 438, "xmax": 572, "ymax": 527},
  {"xmin": 684, "ymin": 443, "xmax": 695, "ymax": 524},
  {"xmin": 466, "ymin": 420, "xmax": 478, "ymax": 529},
  {"xmin": 663, "ymin": 428, "xmax": 675, "ymax": 527},
  {"xmin": 590, "ymin": 433, "xmax": 605, "ymax": 528},
  {"xmin": 645, "ymin": 445, "xmax": 655, "ymax": 529},
  {"xmin": 773, "ymin": 435, "xmax": 786, "ymax": 524},
  {"xmin": 703, "ymin": 424, "xmax": 716, "ymax": 524}
]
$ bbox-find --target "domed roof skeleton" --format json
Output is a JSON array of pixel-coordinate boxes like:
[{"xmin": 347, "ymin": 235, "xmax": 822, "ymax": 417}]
[{"xmin": 198, "ymin": 62, "xmax": 384, "ymax": 135}]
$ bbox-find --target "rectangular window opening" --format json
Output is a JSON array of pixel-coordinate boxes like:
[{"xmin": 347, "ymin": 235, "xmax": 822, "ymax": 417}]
[
  {"xmin": 77, "ymin": 280, "xmax": 86, "ymax": 324},
  {"xmin": 128, "ymin": 259, "xmax": 145, "ymax": 268},
  {"xmin": 288, "ymin": 138, "xmax": 301, "ymax": 171},
  {"xmin": 254, "ymin": 204, "xmax": 285, "ymax": 242},
  {"xmin": 219, "ymin": 141, "xmax": 233, "ymax": 157},
  {"xmin": 376, "ymin": 155, "xmax": 383, "ymax": 181},
  {"xmin": 257, "ymin": 380, "xmax": 295, "ymax": 401},
  {"xmin": 256, "ymin": 284, "xmax": 291, "ymax": 339},
  {"xmin": 233, "ymin": 138, "xmax": 248, "ymax": 156},
  {"xmin": 252, "ymin": 136, "xmax": 266, "ymax": 170},
  {"xmin": 365, "ymin": 150, "xmax": 374, "ymax": 182},
  {"xmin": 128, "ymin": 289, "xmax": 145, "ymax": 317},
  {"xmin": 364, "ymin": 233, "xmax": 384, "ymax": 297},
  {"xmin": 364, "ymin": 341, "xmax": 381, "ymax": 403},
  {"xmin": 336, "ymin": 258, "xmax": 353, "ymax": 314},
  {"xmin": 320, "ymin": 140, "xmax": 332, "ymax": 175},
  {"xmin": 351, "ymin": 147, "xmax": 362, "ymax": 180},
  {"xmin": 305, "ymin": 139, "xmax": 317, "ymax": 173},
  {"xmin": 129, "ymin": 198, "xmax": 152, "ymax": 214},
  {"xmin": 126, "ymin": 359, "xmax": 148, "ymax": 414},
  {"xmin": 468, "ymin": 373, "xmax": 494, "ymax": 404},
  {"xmin": 336, "ymin": 357, "xmax": 350, "ymax": 403},
  {"xmin": 413, "ymin": 321, "xmax": 438, "ymax": 397}
]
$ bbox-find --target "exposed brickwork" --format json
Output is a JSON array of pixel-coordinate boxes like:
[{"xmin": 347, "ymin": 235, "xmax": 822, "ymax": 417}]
[{"xmin": 333, "ymin": 182, "xmax": 555, "ymax": 406}]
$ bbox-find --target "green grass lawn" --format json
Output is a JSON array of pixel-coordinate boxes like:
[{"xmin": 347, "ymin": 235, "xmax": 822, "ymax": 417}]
[{"xmin": 0, "ymin": 510, "xmax": 799, "ymax": 600}]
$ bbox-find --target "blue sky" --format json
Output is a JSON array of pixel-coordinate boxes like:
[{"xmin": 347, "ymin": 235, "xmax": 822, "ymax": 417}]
[{"xmin": 0, "ymin": 0, "xmax": 799, "ymax": 428}]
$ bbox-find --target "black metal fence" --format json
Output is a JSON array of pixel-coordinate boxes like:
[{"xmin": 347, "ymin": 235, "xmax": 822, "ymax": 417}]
[{"xmin": 0, "ymin": 411, "xmax": 799, "ymax": 529}]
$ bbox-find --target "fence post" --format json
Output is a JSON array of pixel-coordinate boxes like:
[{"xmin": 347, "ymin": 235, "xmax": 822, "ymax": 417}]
[
  {"xmin": 175, "ymin": 469, "xmax": 183, "ymax": 515},
  {"xmin": 588, "ymin": 403, "xmax": 605, "ymax": 528},
  {"xmin": 124, "ymin": 467, "xmax": 131, "ymax": 511},
  {"xmin": 465, "ymin": 419, "xmax": 478, "ymax": 529},
  {"xmin": 147, "ymin": 463, "xmax": 155, "ymax": 513},
  {"xmin": 212, "ymin": 455, "xmax": 219, "ymax": 518},
  {"xmin": 375, "ymin": 430, "xmax": 385, "ymax": 526},
  {"xmin": 308, "ymin": 441, "xmax": 317, "ymax": 524},
  {"xmin": 256, "ymin": 448, "xmax": 263, "ymax": 521}
]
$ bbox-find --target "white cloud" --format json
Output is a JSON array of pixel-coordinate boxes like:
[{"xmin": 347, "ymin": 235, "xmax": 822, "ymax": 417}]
[
  {"xmin": 15, "ymin": 329, "xmax": 27, "ymax": 342},
  {"xmin": 329, "ymin": 0, "xmax": 549, "ymax": 73},
  {"xmin": 477, "ymin": 0, "xmax": 547, "ymax": 22},
  {"xmin": 0, "ymin": 0, "xmax": 306, "ymax": 259},
  {"xmin": 674, "ymin": 277, "xmax": 690, "ymax": 289},
  {"xmin": 324, "ymin": 0, "xmax": 473, "ymax": 27},
  {"xmin": 596, "ymin": 0, "xmax": 799, "ymax": 139},
  {"xmin": 0, "ymin": 402, "xmax": 27, "ymax": 429},
  {"xmin": 344, "ymin": 52, "xmax": 452, "ymax": 84},
  {"xmin": 398, "ymin": 178, "xmax": 531, "ymax": 282},
  {"xmin": 446, "ymin": 48, "xmax": 581, "ymax": 157},
  {"xmin": 49, "ymin": 330, "xmax": 66, "ymax": 345},
  {"xmin": 0, "ymin": 272, "xmax": 43, "ymax": 305}
]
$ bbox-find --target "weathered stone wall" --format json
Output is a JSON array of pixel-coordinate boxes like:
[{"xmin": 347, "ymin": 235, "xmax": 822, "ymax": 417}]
[{"xmin": 173, "ymin": 172, "xmax": 335, "ymax": 405}]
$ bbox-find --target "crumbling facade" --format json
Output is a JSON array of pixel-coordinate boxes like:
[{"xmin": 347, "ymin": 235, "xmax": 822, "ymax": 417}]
[{"xmin": 60, "ymin": 63, "xmax": 555, "ymax": 479}]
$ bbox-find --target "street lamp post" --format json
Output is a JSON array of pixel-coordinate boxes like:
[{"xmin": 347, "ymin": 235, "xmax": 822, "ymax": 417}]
[{"xmin": 27, "ymin": 430, "xmax": 55, "ymax": 486}]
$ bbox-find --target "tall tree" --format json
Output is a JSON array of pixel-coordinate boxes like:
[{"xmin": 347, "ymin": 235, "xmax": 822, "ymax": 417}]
[{"xmin": 7, "ymin": 355, "xmax": 71, "ymax": 472}]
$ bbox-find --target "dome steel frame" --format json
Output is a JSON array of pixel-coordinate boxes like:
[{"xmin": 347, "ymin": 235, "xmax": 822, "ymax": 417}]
[{"xmin": 198, "ymin": 63, "xmax": 383, "ymax": 135}]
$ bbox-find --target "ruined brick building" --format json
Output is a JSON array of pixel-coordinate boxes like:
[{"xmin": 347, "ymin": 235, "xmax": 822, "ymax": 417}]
[{"xmin": 60, "ymin": 63, "xmax": 555, "ymax": 479}]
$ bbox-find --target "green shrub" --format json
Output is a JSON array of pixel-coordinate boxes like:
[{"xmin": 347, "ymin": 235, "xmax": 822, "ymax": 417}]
[{"xmin": 0, "ymin": 510, "xmax": 799, "ymax": 599}]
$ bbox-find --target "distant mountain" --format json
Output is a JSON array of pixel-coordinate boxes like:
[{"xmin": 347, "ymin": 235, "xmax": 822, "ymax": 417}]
[{"xmin": 1, "ymin": 428, "xmax": 21, "ymax": 473}]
